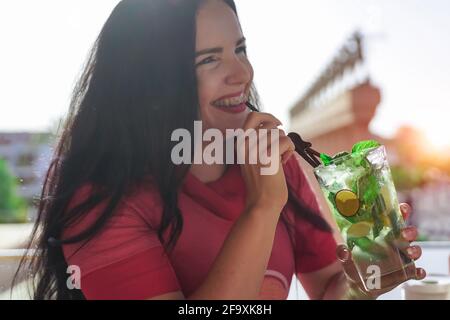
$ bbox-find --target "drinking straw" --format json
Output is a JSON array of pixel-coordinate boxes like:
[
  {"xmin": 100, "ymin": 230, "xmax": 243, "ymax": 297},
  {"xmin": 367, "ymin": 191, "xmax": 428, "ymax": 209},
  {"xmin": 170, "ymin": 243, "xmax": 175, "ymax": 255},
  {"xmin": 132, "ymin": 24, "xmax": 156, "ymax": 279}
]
[{"xmin": 287, "ymin": 132, "xmax": 322, "ymax": 168}]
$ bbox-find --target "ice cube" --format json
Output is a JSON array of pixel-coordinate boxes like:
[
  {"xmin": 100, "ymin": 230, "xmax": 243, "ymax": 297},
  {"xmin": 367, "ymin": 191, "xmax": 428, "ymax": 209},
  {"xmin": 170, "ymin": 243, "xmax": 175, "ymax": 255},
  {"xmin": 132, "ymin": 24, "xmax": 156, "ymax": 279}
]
[{"xmin": 366, "ymin": 147, "xmax": 387, "ymax": 170}]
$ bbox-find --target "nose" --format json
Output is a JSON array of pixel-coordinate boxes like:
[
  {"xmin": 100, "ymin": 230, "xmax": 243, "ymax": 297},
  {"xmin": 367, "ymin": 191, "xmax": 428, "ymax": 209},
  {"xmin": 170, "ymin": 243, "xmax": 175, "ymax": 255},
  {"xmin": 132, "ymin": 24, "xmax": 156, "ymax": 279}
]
[{"xmin": 224, "ymin": 56, "xmax": 252, "ymax": 87}]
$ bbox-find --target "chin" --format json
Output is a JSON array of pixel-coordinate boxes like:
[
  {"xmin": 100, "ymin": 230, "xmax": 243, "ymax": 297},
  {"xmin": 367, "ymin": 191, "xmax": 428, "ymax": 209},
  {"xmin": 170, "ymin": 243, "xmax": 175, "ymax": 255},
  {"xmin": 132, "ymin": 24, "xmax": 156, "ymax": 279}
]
[
  {"xmin": 202, "ymin": 107, "xmax": 251, "ymax": 132},
  {"xmin": 222, "ymin": 116, "xmax": 249, "ymax": 132}
]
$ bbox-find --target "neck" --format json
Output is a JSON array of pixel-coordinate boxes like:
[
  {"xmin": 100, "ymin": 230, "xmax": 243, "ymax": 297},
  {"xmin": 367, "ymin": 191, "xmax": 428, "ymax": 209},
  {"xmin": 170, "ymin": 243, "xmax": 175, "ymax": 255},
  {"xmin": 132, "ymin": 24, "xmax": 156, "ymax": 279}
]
[
  {"xmin": 190, "ymin": 162, "xmax": 227, "ymax": 183},
  {"xmin": 189, "ymin": 137, "xmax": 234, "ymax": 183}
]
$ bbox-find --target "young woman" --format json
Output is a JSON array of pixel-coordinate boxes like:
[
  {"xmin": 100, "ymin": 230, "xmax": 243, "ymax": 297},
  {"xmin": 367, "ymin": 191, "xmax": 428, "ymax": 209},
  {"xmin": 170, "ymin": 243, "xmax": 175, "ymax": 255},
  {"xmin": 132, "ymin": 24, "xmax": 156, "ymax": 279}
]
[{"xmin": 16, "ymin": 0, "xmax": 425, "ymax": 300}]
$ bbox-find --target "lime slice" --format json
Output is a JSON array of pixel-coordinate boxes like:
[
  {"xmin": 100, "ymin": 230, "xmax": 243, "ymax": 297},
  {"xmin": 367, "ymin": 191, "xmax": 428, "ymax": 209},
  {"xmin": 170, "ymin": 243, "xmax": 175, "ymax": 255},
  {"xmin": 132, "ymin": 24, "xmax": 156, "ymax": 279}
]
[
  {"xmin": 335, "ymin": 190, "xmax": 360, "ymax": 217},
  {"xmin": 381, "ymin": 215, "xmax": 391, "ymax": 227},
  {"xmin": 347, "ymin": 221, "xmax": 373, "ymax": 238},
  {"xmin": 380, "ymin": 186, "xmax": 392, "ymax": 211}
]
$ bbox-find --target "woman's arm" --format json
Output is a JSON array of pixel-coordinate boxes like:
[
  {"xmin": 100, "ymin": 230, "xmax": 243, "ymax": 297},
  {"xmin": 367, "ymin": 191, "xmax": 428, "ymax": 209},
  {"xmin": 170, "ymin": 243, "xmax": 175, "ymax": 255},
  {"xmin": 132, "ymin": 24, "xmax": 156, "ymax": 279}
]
[
  {"xmin": 187, "ymin": 206, "xmax": 281, "ymax": 299},
  {"xmin": 150, "ymin": 112, "xmax": 295, "ymax": 300},
  {"xmin": 299, "ymin": 261, "xmax": 374, "ymax": 300},
  {"xmin": 147, "ymin": 206, "xmax": 280, "ymax": 300},
  {"xmin": 188, "ymin": 113, "xmax": 294, "ymax": 300}
]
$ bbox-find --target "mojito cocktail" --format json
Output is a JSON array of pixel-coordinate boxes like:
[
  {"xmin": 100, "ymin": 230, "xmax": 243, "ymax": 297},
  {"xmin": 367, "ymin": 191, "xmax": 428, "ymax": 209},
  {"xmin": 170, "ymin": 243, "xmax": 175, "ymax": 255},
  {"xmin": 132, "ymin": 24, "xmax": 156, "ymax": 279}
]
[{"xmin": 314, "ymin": 141, "xmax": 416, "ymax": 293}]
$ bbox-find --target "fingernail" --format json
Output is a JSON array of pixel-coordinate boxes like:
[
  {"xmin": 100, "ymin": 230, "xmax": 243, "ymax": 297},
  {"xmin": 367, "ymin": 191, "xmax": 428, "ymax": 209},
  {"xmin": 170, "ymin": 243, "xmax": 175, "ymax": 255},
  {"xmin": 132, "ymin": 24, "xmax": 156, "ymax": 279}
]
[
  {"xmin": 407, "ymin": 247, "xmax": 417, "ymax": 256},
  {"xmin": 402, "ymin": 229, "xmax": 412, "ymax": 238},
  {"xmin": 338, "ymin": 247, "xmax": 350, "ymax": 262},
  {"xmin": 416, "ymin": 268, "xmax": 426, "ymax": 280}
]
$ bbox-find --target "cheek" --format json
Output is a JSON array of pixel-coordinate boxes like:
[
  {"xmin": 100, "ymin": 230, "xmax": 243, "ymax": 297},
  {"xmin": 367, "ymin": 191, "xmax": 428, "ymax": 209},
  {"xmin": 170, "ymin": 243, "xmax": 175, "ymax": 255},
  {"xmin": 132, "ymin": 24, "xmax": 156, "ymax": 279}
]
[
  {"xmin": 196, "ymin": 71, "xmax": 220, "ymax": 126},
  {"xmin": 197, "ymin": 70, "xmax": 214, "ymax": 102},
  {"xmin": 195, "ymin": 62, "xmax": 254, "ymax": 131},
  {"xmin": 246, "ymin": 60, "xmax": 254, "ymax": 83},
  {"xmin": 197, "ymin": 73, "xmax": 214, "ymax": 102}
]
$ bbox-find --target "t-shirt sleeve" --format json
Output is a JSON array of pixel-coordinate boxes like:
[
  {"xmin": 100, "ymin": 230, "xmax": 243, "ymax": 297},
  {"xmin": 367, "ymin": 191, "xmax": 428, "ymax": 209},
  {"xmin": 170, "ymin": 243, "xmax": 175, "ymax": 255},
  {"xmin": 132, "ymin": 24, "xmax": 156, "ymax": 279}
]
[
  {"xmin": 284, "ymin": 154, "xmax": 338, "ymax": 274},
  {"xmin": 61, "ymin": 185, "xmax": 181, "ymax": 300}
]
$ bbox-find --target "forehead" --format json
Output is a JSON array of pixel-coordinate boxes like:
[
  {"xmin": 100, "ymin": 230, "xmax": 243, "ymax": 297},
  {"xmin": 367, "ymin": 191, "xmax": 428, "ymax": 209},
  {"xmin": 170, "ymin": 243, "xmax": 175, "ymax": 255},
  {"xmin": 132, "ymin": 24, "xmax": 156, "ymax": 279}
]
[{"xmin": 196, "ymin": 0, "xmax": 243, "ymax": 48}]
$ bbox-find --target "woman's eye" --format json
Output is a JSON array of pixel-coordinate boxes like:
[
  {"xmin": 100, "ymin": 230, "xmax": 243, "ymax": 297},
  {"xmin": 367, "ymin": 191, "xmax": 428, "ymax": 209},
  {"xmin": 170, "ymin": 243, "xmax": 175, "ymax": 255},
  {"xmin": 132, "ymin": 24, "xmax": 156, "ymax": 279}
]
[
  {"xmin": 236, "ymin": 46, "xmax": 247, "ymax": 55},
  {"xmin": 196, "ymin": 56, "xmax": 217, "ymax": 66}
]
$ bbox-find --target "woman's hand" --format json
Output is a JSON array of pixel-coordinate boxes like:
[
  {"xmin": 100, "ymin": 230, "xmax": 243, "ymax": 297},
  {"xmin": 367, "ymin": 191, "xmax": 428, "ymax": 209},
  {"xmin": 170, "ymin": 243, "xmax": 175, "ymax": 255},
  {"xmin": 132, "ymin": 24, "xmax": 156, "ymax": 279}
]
[
  {"xmin": 336, "ymin": 202, "xmax": 427, "ymax": 299},
  {"xmin": 238, "ymin": 112, "xmax": 295, "ymax": 215}
]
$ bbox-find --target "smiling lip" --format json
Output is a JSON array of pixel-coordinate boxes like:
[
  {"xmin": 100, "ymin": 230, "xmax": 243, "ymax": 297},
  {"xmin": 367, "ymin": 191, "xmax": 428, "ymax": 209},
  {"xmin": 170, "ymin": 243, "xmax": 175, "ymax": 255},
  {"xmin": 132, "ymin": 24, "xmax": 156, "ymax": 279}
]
[
  {"xmin": 213, "ymin": 102, "xmax": 247, "ymax": 114},
  {"xmin": 213, "ymin": 91, "xmax": 244, "ymax": 102}
]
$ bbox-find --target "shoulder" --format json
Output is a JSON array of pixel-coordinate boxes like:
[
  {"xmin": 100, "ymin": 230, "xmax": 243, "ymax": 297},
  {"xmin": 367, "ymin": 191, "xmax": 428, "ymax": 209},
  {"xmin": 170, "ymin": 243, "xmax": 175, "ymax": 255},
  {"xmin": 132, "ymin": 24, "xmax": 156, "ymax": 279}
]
[
  {"xmin": 122, "ymin": 176, "xmax": 165, "ymax": 228},
  {"xmin": 62, "ymin": 177, "xmax": 167, "ymax": 273},
  {"xmin": 66, "ymin": 176, "xmax": 165, "ymax": 230}
]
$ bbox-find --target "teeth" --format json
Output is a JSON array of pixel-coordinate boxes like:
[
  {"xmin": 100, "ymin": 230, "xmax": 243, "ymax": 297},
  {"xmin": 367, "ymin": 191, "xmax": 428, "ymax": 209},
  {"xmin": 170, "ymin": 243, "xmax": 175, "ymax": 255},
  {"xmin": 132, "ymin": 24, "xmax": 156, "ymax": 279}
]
[{"xmin": 213, "ymin": 93, "xmax": 246, "ymax": 107}]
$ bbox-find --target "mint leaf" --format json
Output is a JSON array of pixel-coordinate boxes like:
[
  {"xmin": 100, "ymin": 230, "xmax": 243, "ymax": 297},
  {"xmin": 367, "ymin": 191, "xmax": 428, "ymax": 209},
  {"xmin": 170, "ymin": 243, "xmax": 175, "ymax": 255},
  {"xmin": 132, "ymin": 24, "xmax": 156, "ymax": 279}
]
[
  {"xmin": 351, "ymin": 140, "xmax": 381, "ymax": 154},
  {"xmin": 351, "ymin": 153, "xmax": 369, "ymax": 168},
  {"xmin": 320, "ymin": 153, "xmax": 333, "ymax": 166},
  {"xmin": 357, "ymin": 173, "xmax": 380, "ymax": 204},
  {"xmin": 332, "ymin": 151, "xmax": 350, "ymax": 160}
]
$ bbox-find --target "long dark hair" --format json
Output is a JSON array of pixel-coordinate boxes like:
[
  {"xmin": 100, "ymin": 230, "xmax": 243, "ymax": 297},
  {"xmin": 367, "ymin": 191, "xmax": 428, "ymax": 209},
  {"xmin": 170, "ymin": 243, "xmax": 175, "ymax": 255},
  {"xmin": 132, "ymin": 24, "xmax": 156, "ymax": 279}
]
[{"xmin": 14, "ymin": 0, "xmax": 330, "ymax": 300}]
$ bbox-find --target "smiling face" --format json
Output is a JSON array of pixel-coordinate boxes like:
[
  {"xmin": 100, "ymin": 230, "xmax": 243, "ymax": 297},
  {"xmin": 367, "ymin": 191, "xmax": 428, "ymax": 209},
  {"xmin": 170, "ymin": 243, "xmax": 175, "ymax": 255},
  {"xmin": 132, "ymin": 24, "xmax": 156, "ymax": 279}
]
[{"xmin": 195, "ymin": 0, "xmax": 254, "ymax": 132}]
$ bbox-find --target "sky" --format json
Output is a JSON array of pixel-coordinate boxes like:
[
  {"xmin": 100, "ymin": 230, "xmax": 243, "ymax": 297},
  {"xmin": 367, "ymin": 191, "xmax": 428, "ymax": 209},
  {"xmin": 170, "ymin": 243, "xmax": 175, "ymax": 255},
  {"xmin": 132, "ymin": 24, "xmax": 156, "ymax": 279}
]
[{"xmin": 1, "ymin": 0, "xmax": 449, "ymax": 147}]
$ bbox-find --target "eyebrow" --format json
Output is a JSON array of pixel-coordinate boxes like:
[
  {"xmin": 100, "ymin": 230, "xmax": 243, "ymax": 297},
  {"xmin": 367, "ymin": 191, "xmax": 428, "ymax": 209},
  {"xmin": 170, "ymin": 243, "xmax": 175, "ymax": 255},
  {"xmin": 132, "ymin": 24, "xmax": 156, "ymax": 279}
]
[{"xmin": 195, "ymin": 37, "xmax": 246, "ymax": 58}]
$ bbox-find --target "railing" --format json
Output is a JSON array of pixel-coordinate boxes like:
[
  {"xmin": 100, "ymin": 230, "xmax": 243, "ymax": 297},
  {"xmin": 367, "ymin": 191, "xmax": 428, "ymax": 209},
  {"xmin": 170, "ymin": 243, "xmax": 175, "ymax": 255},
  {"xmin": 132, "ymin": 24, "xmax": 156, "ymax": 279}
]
[{"xmin": 0, "ymin": 249, "xmax": 35, "ymax": 300}]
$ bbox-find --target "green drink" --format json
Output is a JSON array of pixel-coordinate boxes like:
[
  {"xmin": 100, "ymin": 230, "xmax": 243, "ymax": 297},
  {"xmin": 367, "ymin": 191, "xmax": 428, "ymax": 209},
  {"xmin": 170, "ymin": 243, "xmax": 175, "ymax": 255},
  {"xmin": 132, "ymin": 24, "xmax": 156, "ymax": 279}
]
[{"xmin": 314, "ymin": 141, "xmax": 416, "ymax": 293}]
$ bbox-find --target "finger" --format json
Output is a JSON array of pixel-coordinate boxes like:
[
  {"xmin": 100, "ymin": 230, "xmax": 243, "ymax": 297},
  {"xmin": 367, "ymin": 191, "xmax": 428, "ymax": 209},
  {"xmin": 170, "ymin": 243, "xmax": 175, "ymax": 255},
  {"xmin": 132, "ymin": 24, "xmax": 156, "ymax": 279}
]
[
  {"xmin": 254, "ymin": 124, "xmax": 279, "ymax": 157},
  {"xmin": 399, "ymin": 203, "xmax": 411, "ymax": 221},
  {"xmin": 336, "ymin": 245, "xmax": 368, "ymax": 293},
  {"xmin": 243, "ymin": 112, "xmax": 282, "ymax": 131},
  {"xmin": 401, "ymin": 226, "xmax": 418, "ymax": 242},
  {"xmin": 277, "ymin": 136, "xmax": 295, "ymax": 160},
  {"xmin": 415, "ymin": 268, "xmax": 426, "ymax": 280},
  {"xmin": 406, "ymin": 245, "xmax": 422, "ymax": 260},
  {"xmin": 336, "ymin": 244, "xmax": 351, "ymax": 263},
  {"xmin": 262, "ymin": 130, "xmax": 293, "ymax": 157},
  {"xmin": 253, "ymin": 127, "xmax": 277, "ymax": 161},
  {"xmin": 238, "ymin": 123, "xmax": 278, "ymax": 164},
  {"xmin": 257, "ymin": 122, "xmax": 280, "ymax": 131},
  {"xmin": 244, "ymin": 127, "xmax": 287, "ymax": 167},
  {"xmin": 241, "ymin": 123, "xmax": 278, "ymax": 162},
  {"xmin": 336, "ymin": 245, "xmax": 356, "ymax": 278}
]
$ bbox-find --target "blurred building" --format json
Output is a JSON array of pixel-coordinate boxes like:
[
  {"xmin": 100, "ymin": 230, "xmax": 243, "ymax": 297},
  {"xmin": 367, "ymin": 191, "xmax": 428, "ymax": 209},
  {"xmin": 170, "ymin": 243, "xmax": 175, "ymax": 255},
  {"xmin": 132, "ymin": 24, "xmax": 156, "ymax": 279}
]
[
  {"xmin": 290, "ymin": 80, "xmax": 388, "ymax": 152},
  {"xmin": 288, "ymin": 31, "xmax": 449, "ymax": 240},
  {"xmin": 0, "ymin": 132, "xmax": 53, "ymax": 218},
  {"xmin": 289, "ymin": 31, "xmax": 398, "ymax": 163},
  {"xmin": 288, "ymin": 31, "xmax": 387, "ymax": 236}
]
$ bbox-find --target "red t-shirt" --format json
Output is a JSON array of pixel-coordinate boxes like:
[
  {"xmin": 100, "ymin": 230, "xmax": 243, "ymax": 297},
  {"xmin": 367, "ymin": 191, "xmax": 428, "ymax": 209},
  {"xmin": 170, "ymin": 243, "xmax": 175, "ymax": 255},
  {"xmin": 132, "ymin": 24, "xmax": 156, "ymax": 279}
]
[{"xmin": 62, "ymin": 153, "xmax": 337, "ymax": 299}]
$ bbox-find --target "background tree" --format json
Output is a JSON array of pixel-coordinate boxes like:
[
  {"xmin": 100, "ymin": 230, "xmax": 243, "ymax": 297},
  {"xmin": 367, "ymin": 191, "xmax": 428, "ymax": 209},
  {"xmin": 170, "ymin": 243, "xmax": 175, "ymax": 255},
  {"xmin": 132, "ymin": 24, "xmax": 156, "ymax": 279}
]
[{"xmin": 0, "ymin": 158, "xmax": 28, "ymax": 223}]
